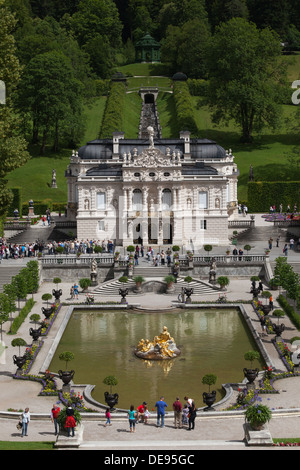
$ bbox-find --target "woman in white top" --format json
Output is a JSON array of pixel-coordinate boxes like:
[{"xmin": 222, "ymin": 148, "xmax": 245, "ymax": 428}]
[{"xmin": 21, "ymin": 408, "xmax": 30, "ymax": 436}]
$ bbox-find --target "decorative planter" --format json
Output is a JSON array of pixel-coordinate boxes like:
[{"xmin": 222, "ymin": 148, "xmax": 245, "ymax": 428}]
[
  {"xmin": 58, "ymin": 369, "xmax": 75, "ymax": 386},
  {"xmin": 166, "ymin": 282, "xmax": 175, "ymax": 294},
  {"xmin": 184, "ymin": 287, "xmax": 193, "ymax": 304},
  {"xmin": 29, "ymin": 327, "xmax": 41, "ymax": 342},
  {"xmin": 135, "ymin": 282, "xmax": 142, "ymax": 293},
  {"xmin": 261, "ymin": 305, "xmax": 271, "ymax": 315},
  {"xmin": 41, "ymin": 306, "xmax": 54, "ymax": 319},
  {"xmin": 52, "ymin": 289, "xmax": 62, "ymax": 301},
  {"xmin": 104, "ymin": 391, "xmax": 119, "ymax": 410},
  {"xmin": 243, "ymin": 367, "xmax": 259, "ymax": 384},
  {"xmin": 272, "ymin": 323, "xmax": 285, "ymax": 338},
  {"xmin": 13, "ymin": 355, "xmax": 27, "ymax": 371},
  {"xmin": 119, "ymin": 288, "xmax": 128, "ymax": 304},
  {"xmin": 203, "ymin": 391, "xmax": 216, "ymax": 411}
]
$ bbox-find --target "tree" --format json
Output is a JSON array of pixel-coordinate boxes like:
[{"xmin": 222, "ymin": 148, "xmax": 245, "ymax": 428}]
[
  {"xmin": 0, "ymin": 294, "xmax": 10, "ymax": 340},
  {"xmin": 11, "ymin": 337, "xmax": 27, "ymax": 356},
  {"xmin": 70, "ymin": 0, "xmax": 122, "ymax": 49},
  {"xmin": 0, "ymin": 0, "xmax": 30, "ymax": 217},
  {"xmin": 17, "ymin": 50, "xmax": 84, "ymax": 153},
  {"xmin": 161, "ymin": 19, "xmax": 211, "ymax": 78},
  {"xmin": 59, "ymin": 351, "xmax": 75, "ymax": 370},
  {"xmin": 205, "ymin": 18, "xmax": 286, "ymax": 142},
  {"xmin": 11, "ymin": 273, "xmax": 28, "ymax": 309},
  {"xmin": 2, "ymin": 283, "xmax": 17, "ymax": 325}
]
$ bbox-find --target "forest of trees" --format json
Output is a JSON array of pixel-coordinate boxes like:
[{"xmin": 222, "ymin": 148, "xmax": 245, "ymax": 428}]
[
  {"xmin": 0, "ymin": 0, "xmax": 299, "ymax": 188},
  {"xmin": 0, "ymin": 0, "xmax": 299, "ymax": 217}
]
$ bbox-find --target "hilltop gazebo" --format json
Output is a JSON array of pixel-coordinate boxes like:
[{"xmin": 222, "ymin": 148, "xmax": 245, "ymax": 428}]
[{"xmin": 135, "ymin": 33, "xmax": 161, "ymax": 63}]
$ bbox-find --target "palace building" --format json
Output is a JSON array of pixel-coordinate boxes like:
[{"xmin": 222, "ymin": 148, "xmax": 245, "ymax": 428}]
[{"xmin": 65, "ymin": 128, "xmax": 239, "ymax": 249}]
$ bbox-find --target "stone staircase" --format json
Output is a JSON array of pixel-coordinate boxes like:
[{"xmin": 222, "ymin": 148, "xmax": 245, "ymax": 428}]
[
  {"xmin": 0, "ymin": 265, "xmax": 25, "ymax": 292},
  {"xmin": 133, "ymin": 265, "xmax": 171, "ymax": 277},
  {"xmin": 92, "ymin": 278, "xmax": 136, "ymax": 296},
  {"xmin": 92, "ymin": 275, "xmax": 218, "ymax": 297},
  {"xmin": 236, "ymin": 225, "xmax": 288, "ymax": 243},
  {"xmin": 174, "ymin": 278, "xmax": 219, "ymax": 296}
]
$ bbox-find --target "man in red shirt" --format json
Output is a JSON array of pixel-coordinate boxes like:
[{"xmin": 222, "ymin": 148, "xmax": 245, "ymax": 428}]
[
  {"xmin": 173, "ymin": 397, "xmax": 183, "ymax": 429},
  {"xmin": 137, "ymin": 401, "xmax": 147, "ymax": 423},
  {"xmin": 51, "ymin": 404, "xmax": 60, "ymax": 435}
]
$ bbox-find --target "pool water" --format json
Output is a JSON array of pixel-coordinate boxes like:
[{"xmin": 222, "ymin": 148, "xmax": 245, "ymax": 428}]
[{"xmin": 49, "ymin": 308, "xmax": 263, "ymax": 410}]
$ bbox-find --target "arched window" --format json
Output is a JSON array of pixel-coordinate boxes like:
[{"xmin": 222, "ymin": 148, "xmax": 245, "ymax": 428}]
[
  {"xmin": 162, "ymin": 188, "xmax": 172, "ymax": 210},
  {"xmin": 132, "ymin": 189, "xmax": 142, "ymax": 210}
]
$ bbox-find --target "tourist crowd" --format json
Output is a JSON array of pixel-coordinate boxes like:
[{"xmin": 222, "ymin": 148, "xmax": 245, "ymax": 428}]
[{"xmin": 0, "ymin": 238, "xmax": 115, "ymax": 261}]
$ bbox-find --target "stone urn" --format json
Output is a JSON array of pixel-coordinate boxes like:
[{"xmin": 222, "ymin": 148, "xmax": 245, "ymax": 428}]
[
  {"xmin": 41, "ymin": 306, "xmax": 54, "ymax": 319},
  {"xmin": 243, "ymin": 368, "xmax": 259, "ymax": 384},
  {"xmin": 119, "ymin": 287, "xmax": 128, "ymax": 304},
  {"xmin": 184, "ymin": 287, "xmax": 193, "ymax": 304},
  {"xmin": 261, "ymin": 305, "xmax": 271, "ymax": 315},
  {"xmin": 52, "ymin": 289, "xmax": 62, "ymax": 302},
  {"xmin": 104, "ymin": 391, "xmax": 119, "ymax": 410},
  {"xmin": 58, "ymin": 369, "xmax": 75, "ymax": 386},
  {"xmin": 29, "ymin": 327, "xmax": 41, "ymax": 342},
  {"xmin": 13, "ymin": 355, "xmax": 27, "ymax": 373},
  {"xmin": 203, "ymin": 391, "xmax": 216, "ymax": 411},
  {"xmin": 272, "ymin": 323, "xmax": 285, "ymax": 338}
]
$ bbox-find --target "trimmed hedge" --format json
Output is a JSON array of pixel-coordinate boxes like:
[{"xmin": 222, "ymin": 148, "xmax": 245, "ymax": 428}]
[
  {"xmin": 248, "ymin": 181, "xmax": 300, "ymax": 212},
  {"xmin": 173, "ymin": 81, "xmax": 198, "ymax": 136},
  {"xmin": 9, "ymin": 298, "xmax": 35, "ymax": 335},
  {"xmin": 99, "ymin": 82, "xmax": 126, "ymax": 138},
  {"xmin": 277, "ymin": 294, "xmax": 300, "ymax": 331},
  {"xmin": 7, "ymin": 187, "xmax": 22, "ymax": 217}
]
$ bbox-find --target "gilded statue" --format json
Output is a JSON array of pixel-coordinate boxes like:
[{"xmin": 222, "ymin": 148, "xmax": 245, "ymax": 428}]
[{"xmin": 135, "ymin": 326, "xmax": 180, "ymax": 360}]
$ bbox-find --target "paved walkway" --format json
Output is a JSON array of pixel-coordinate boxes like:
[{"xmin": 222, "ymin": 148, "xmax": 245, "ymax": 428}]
[{"xmin": 1, "ymin": 214, "xmax": 300, "ymax": 450}]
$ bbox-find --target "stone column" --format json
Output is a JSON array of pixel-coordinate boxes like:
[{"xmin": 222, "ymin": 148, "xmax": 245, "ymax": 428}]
[{"xmin": 128, "ymin": 188, "xmax": 133, "ymax": 211}]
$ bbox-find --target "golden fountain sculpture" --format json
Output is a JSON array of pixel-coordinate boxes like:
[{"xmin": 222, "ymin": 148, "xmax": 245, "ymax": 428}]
[{"xmin": 135, "ymin": 326, "xmax": 181, "ymax": 360}]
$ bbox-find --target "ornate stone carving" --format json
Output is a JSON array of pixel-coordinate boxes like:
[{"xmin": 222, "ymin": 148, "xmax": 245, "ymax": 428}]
[{"xmin": 131, "ymin": 147, "xmax": 173, "ymax": 168}]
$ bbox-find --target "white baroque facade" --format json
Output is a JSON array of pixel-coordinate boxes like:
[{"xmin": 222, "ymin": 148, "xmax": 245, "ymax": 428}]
[{"xmin": 65, "ymin": 129, "xmax": 238, "ymax": 248}]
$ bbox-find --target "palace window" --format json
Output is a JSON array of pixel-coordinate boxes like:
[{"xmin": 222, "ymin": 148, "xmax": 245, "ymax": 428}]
[
  {"xmin": 97, "ymin": 192, "xmax": 106, "ymax": 210},
  {"xmin": 162, "ymin": 188, "xmax": 172, "ymax": 210},
  {"xmin": 200, "ymin": 219, "xmax": 207, "ymax": 230},
  {"xmin": 198, "ymin": 191, "xmax": 208, "ymax": 209},
  {"xmin": 132, "ymin": 189, "xmax": 142, "ymax": 210},
  {"xmin": 98, "ymin": 220, "xmax": 105, "ymax": 231}
]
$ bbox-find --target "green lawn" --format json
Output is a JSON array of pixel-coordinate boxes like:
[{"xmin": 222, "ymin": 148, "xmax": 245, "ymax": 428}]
[
  {"xmin": 6, "ymin": 97, "xmax": 107, "ymax": 204},
  {"xmin": 191, "ymin": 100, "xmax": 299, "ymax": 201},
  {"xmin": 0, "ymin": 441, "xmax": 55, "ymax": 450},
  {"xmin": 81, "ymin": 96, "xmax": 107, "ymax": 144}
]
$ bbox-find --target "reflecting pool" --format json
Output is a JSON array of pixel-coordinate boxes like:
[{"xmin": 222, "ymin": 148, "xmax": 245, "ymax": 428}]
[{"xmin": 49, "ymin": 308, "xmax": 263, "ymax": 409}]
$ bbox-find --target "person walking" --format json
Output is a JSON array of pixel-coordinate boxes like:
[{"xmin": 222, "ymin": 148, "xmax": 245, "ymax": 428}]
[
  {"xmin": 73, "ymin": 283, "xmax": 79, "ymax": 299},
  {"xmin": 187, "ymin": 401, "xmax": 197, "ymax": 431},
  {"xmin": 155, "ymin": 396, "xmax": 168, "ymax": 428},
  {"xmin": 51, "ymin": 403, "xmax": 60, "ymax": 435},
  {"xmin": 128, "ymin": 405, "xmax": 136, "ymax": 432},
  {"xmin": 260, "ymin": 315, "xmax": 267, "ymax": 336},
  {"xmin": 21, "ymin": 408, "xmax": 30, "ymax": 437},
  {"xmin": 172, "ymin": 397, "xmax": 183, "ymax": 429},
  {"xmin": 269, "ymin": 295, "xmax": 274, "ymax": 311},
  {"xmin": 104, "ymin": 407, "xmax": 112, "ymax": 427},
  {"xmin": 283, "ymin": 244, "xmax": 288, "ymax": 256}
]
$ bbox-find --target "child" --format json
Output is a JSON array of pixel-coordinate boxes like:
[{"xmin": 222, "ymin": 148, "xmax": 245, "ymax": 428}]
[
  {"xmin": 143, "ymin": 406, "xmax": 150, "ymax": 424},
  {"xmin": 182, "ymin": 405, "xmax": 189, "ymax": 426},
  {"xmin": 104, "ymin": 408, "xmax": 111, "ymax": 427}
]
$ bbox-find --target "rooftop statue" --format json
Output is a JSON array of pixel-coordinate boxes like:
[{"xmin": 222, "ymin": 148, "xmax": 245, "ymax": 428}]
[{"xmin": 147, "ymin": 126, "xmax": 155, "ymax": 149}]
